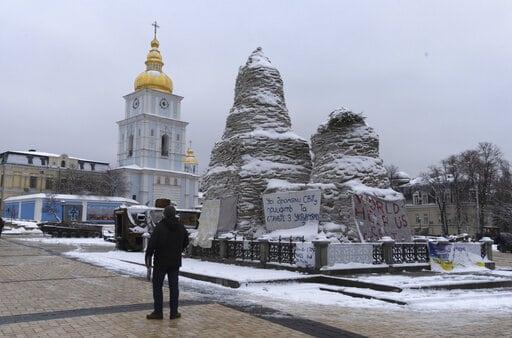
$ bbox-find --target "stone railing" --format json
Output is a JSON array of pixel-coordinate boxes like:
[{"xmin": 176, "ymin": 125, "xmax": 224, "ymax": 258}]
[{"xmin": 188, "ymin": 236, "xmax": 494, "ymax": 271}]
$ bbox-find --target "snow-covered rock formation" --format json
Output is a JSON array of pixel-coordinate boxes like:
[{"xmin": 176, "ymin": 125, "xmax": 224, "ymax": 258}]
[
  {"xmin": 201, "ymin": 48, "xmax": 312, "ymax": 234},
  {"xmin": 310, "ymin": 108, "xmax": 391, "ymax": 240}
]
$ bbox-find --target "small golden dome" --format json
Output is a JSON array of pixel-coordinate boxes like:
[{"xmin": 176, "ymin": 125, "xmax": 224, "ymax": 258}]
[
  {"xmin": 184, "ymin": 148, "xmax": 198, "ymax": 165},
  {"xmin": 134, "ymin": 36, "xmax": 173, "ymax": 93}
]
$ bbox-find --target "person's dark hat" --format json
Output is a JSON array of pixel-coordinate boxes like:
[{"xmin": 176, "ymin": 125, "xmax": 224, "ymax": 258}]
[{"xmin": 163, "ymin": 205, "xmax": 176, "ymax": 219}]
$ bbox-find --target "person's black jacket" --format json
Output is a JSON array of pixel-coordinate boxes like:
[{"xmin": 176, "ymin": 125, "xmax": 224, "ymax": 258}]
[
  {"xmin": 0, "ymin": 217, "xmax": 4, "ymax": 233},
  {"xmin": 145, "ymin": 216, "xmax": 189, "ymax": 269}
]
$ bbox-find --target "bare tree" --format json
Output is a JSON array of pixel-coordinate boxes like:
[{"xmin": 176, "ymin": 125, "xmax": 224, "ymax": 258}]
[
  {"xmin": 443, "ymin": 155, "xmax": 469, "ymax": 233},
  {"xmin": 54, "ymin": 169, "xmax": 128, "ymax": 196},
  {"xmin": 41, "ymin": 193, "xmax": 61, "ymax": 222},
  {"xmin": 422, "ymin": 164, "xmax": 451, "ymax": 236},
  {"xmin": 385, "ymin": 164, "xmax": 399, "ymax": 188},
  {"xmin": 460, "ymin": 143, "xmax": 503, "ymax": 234},
  {"xmin": 99, "ymin": 170, "xmax": 128, "ymax": 196},
  {"xmin": 492, "ymin": 161, "xmax": 512, "ymax": 232}
]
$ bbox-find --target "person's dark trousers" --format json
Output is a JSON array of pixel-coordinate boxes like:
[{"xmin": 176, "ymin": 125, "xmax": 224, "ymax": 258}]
[{"xmin": 152, "ymin": 266, "xmax": 180, "ymax": 315}]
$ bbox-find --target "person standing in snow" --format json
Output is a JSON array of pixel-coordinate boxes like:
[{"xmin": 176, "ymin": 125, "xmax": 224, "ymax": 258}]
[
  {"xmin": 0, "ymin": 217, "xmax": 4, "ymax": 237},
  {"xmin": 145, "ymin": 205, "xmax": 189, "ymax": 320}
]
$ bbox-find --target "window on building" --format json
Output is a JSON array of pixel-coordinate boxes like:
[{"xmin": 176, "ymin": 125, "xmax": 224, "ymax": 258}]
[
  {"xmin": 422, "ymin": 192, "xmax": 429, "ymax": 204},
  {"xmin": 90, "ymin": 163, "xmax": 95, "ymax": 171},
  {"xmin": 156, "ymin": 176, "xmax": 161, "ymax": 184},
  {"xmin": 28, "ymin": 156, "xmax": 33, "ymax": 165},
  {"xmin": 132, "ymin": 194, "xmax": 137, "ymax": 201},
  {"xmin": 161, "ymin": 134, "xmax": 169, "ymax": 157},
  {"xmin": 413, "ymin": 192, "xmax": 421, "ymax": 205},
  {"xmin": 60, "ymin": 160, "xmax": 66, "ymax": 168},
  {"xmin": 45, "ymin": 178, "xmax": 53, "ymax": 190},
  {"xmin": 151, "ymin": 129, "xmax": 154, "ymax": 136},
  {"xmin": 423, "ymin": 214, "xmax": 429, "ymax": 225},
  {"xmin": 415, "ymin": 214, "xmax": 421, "ymax": 224},
  {"xmin": 128, "ymin": 135, "xmax": 134, "ymax": 157},
  {"xmin": 79, "ymin": 162, "xmax": 84, "ymax": 170},
  {"xmin": 29, "ymin": 176, "xmax": 37, "ymax": 189},
  {"xmin": 165, "ymin": 176, "xmax": 170, "ymax": 185},
  {"xmin": 176, "ymin": 134, "xmax": 180, "ymax": 141}
]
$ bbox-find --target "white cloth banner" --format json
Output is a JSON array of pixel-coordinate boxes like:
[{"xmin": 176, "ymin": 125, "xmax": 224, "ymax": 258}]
[
  {"xmin": 263, "ymin": 189, "xmax": 321, "ymax": 231},
  {"xmin": 195, "ymin": 199, "xmax": 220, "ymax": 248}
]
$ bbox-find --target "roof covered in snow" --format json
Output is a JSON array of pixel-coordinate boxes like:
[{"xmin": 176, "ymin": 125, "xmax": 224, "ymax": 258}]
[
  {"xmin": 116, "ymin": 164, "xmax": 200, "ymax": 178},
  {"xmin": 2, "ymin": 150, "xmax": 109, "ymax": 164},
  {"xmin": 5, "ymin": 193, "xmax": 138, "ymax": 203}
]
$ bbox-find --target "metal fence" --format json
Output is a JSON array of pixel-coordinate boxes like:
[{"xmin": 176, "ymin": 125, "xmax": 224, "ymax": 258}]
[
  {"xmin": 372, "ymin": 244, "xmax": 384, "ymax": 264},
  {"xmin": 372, "ymin": 242, "xmax": 429, "ymax": 265},
  {"xmin": 189, "ymin": 235, "xmax": 299, "ymax": 265},
  {"xmin": 391, "ymin": 243, "xmax": 429, "ymax": 264},
  {"xmin": 268, "ymin": 237, "xmax": 296, "ymax": 264}
]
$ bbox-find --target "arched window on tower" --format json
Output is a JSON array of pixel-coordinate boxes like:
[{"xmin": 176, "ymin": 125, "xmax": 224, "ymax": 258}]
[
  {"xmin": 128, "ymin": 135, "xmax": 134, "ymax": 157},
  {"xmin": 161, "ymin": 134, "xmax": 169, "ymax": 157}
]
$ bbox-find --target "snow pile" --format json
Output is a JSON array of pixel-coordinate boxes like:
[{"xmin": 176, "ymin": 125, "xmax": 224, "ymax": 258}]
[
  {"xmin": 9, "ymin": 220, "xmax": 39, "ymax": 229},
  {"xmin": 129, "ymin": 226, "xmax": 148, "ymax": 234},
  {"xmin": 245, "ymin": 128, "xmax": 307, "ymax": 141},
  {"xmin": 343, "ymin": 179, "xmax": 403, "ymax": 201},
  {"xmin": 265, "ymin": 179, "xmax": 335, "ymax": 192},
  {"xmin": 201, "ymin": 48, "xmax": 312, "ymax": 234},
  {"xmin": 260, "ymin": 221, "xmax": 319, "ymax": 241},
  {"xmin": 19, "ymin": 237, "xmax": 114, "ymax": 246},
  {"xmin": 2, "ymin": 227, "xmax": 42, "ymax": 235},
  {"xmin": 2, "ymin": 220, "xmax": 42, "ymax": 235}
]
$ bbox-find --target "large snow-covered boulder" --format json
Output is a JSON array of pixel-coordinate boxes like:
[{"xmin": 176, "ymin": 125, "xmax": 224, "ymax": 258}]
[
  {"xmin": 202, "ymin": 48, "xmax": 312, "ymax": 235},
  {"xmin": 311, "ymin": 108, "xmax": 391, "ymax": 240}
]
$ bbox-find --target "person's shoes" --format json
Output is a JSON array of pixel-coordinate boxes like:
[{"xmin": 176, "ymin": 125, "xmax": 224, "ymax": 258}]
[
  {"xmin": 146, "ymin": 312, "xmax": 163, "ymax": 320},
  {"xmin": 170, "ymin": 312, "xmax": 181, "ymax": 320}
]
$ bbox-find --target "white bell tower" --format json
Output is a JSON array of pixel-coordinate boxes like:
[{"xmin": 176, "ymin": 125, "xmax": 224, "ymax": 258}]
[{"xmin": 114, "ymin": 22, "xmax": 199, "ymax": 208}]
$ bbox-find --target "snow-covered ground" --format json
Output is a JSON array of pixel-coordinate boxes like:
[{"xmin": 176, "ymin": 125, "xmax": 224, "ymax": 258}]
[
  {"xmin": 65, "ymin": 250, "xmax": 303, "ymax": 282},
  {"xmin": 18, "ymin": 237, "xmax": 115, "ymax": 247},
  {"xmin": 355, "ymin": 272, "xmax": 511, "ymax": 288},
  {"xmin": 2, "ymin": 227, "xmax": 42, "ymax": 235},
  {"xmin": 1, "ymin": 220, "xmax": 42, "ymax": 235},
  {"xmin": 63, "ymin": 248, "xmax": 512, "ymax": 312}
]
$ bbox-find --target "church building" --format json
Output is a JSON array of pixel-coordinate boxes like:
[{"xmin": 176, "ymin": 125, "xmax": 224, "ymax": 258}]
[{"xmin": 115, "ymin": 26, "xmax": 199, "ymax": 209}]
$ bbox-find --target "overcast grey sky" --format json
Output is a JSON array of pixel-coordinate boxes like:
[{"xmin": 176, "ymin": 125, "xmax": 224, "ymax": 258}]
[{"xmin": 1, "ymin": 0, "xmax": 511, "ymax": 176}]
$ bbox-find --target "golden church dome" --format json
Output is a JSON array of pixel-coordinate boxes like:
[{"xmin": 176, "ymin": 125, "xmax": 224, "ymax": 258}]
[
  {"xmin": 184, "ymin": 148, "xmax": 198, "ymax": 165},
  {"xmin": 134, "ymin": 37, "xmax": 173, "ymax": 93}
]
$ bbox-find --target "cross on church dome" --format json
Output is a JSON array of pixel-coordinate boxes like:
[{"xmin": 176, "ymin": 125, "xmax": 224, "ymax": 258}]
[
  {"xmin": 133, "ymin": 21, "xmax": 173, "ymax": 93},
  {"xmin": 152, "ymin": 20, "xmax": 160, "ymax": 38}
]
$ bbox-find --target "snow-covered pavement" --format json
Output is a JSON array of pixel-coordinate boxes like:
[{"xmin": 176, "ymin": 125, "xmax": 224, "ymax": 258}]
[{"xmin": 58, "ymin": 244, "xmax": 512, "ymax": 312}]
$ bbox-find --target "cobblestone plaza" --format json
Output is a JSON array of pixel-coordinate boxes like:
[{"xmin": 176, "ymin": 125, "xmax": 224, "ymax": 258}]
[{"xmin": 1, "ymin": 237, "xmax": 512, "ymax": 337}]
